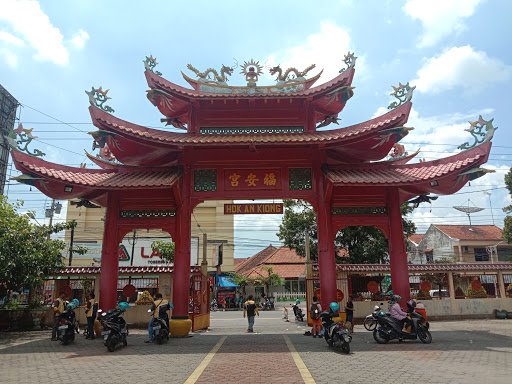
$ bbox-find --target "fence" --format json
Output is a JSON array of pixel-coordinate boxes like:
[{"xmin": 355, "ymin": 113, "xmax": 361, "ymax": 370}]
[
  {"xmin": 275, "ymin": 292, "xmax": 306, "ymax": 301},
  {"xmin": 117, "ymin": 277, "xmax": 159, "ymax": 303},
  {"xmin": 504, "ymin": 274, "xmax": 512, "ymax": 298},
  {"xmin": 453, "ymin": 273, "xmax": 499, "ymax": 298}
]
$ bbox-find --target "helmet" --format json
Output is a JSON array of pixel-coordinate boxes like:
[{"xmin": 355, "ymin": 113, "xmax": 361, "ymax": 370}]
[
  {"xmin": 392, "ymin": 294, "xmax": 402, "ymax": 303},
  {"xmin": 118, "ymin": 302, "xmax": 130, "ymax": 311},
  {"xmin": 295, "ymin": 299, "xmax": 300, "ymax": 304},
  {"xmin": 407, "ymin": 299, "xmax": 416, "ymax": 309},
  {"xmin": 329, "ymin": 302, "xmax": 340, "ymax": 312},
  {"xmin": 66, "ymin": 299, "xmax": 79, "ymax": 310},
  {"xmin": 169, "ymin": 302, "xmax": 174, "ymax": 309}
]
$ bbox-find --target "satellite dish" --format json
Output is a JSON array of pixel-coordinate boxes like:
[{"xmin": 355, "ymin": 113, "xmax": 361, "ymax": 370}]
[{"xmin": 453, "ymin": 199, "xmax": 484, "ymax": 225}]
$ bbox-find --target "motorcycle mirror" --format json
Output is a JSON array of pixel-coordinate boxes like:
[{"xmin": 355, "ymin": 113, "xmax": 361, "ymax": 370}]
[
  {"xmin": 97, "ymin": 309, "xmax": 102, "ymax": 313},
  {"xmin": 148, "ymin": 309, "xmax": 152, "ymax": 313}
]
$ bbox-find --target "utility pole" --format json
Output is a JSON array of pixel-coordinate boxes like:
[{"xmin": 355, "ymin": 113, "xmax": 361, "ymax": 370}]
[
  {"xmin": 68, "ymin": 225, "xmax": 75, "ymax": 266},
  {"xmin": 45, "ymin": 199, "xmax": 62, "ymax": 239}
]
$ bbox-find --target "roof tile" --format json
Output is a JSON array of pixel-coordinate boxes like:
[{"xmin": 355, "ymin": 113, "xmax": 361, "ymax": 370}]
[{"xmin": 434, "ymin": 225, "xmax": 503, "ymax": 241}]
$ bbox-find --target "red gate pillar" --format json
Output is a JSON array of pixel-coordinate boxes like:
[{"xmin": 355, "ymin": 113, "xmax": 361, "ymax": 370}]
[
  {"xmin": 170, "ymin": 169, "xmax": 192, "ymax": 336},
  {"xmin": 316, "ymin": 175, "xmax": 337, "ymax": 308},
  {"xmin": 388, "ymin": 187, "xmax": 411, "ymax": 304},
  {"xmin": 99, "ymin": 192, "xmax": 120, "ymax": 310}
]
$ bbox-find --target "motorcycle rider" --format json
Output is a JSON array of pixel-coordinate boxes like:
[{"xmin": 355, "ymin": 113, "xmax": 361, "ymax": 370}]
[
  {"xmin": 389, "ymin": 295, "xmax": 413, "ymax": 333},
  {"xmin": 145, "ymin": 293, "xmax": 173, "ymax": 343},
  {"xmin": 51, "ymin": 290, "xmax": 67, "ymax": 341},
  {"xmin": 85, "ymin": 292, "xmax": 98, "ymax": 339},
  {"xmin": 293, "ymin": 299, "xmax": 301, "ymax": 317}
]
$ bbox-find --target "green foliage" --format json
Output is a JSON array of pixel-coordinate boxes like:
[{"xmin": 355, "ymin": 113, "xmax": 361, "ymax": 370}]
[
  {"xmin": 504, "ymin": 167, "xmax": 512, "ymax": 244},
  {"xmin": 433, "ymin": 255, "xmax": 456, "ymax": 264},
  {"xmin": 0, "ymin": 197, "xmax": 77, "ymax": 292},
  {"xmin": 150, "ymin": 240, "xmax": 175, "ymax": 263},
  {"xmin": 467, "ymin": 285, "xmax": 487, "ymax": 298},
  {"xmin": 4, "ymin": 301, "xmax": 21, "ymax": 310},
  {"xmin": 82, "ymin": 278, "xmax": 94, "ymax": 297},
  {"xmin": 254, "ymin": 265, "xmax": 284, "ymax": 296},
  {"xmin": 276, "ymin": 199, "xmax": 416, "ymax": 264},
  {"xmin": 227, "ymin": 272, "xmax": 250, "ymax": 296},
  {"xmin": 417, "ymin": 289, "xmax": 432, "ymax": 300}
]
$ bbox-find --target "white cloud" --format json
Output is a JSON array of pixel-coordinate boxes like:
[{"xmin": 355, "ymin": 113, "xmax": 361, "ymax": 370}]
[
  {"xmin": 412, "ymin": 46, "xmax": 512, "ymax": 94},
  {"xmin": 0, "ymin": 0, "xmax": 68, "ymax": 65},
  {"xmin": 0, "ymin": 31, "xmax": 24, "ymax": 46},
  {"xmin": 265, "ymin": 22, "xmax": 364, "ymax": 86},
  {"xmin": 0, "ymin": 48, "xmax": 18, "ymax": 68},
  {"xmin": 71, "ymin": 29, "xmax": 89, "ymax": 49},
  {"xmin": 404, "ymin": 0, "xmax": 481, "ymax": 47}
]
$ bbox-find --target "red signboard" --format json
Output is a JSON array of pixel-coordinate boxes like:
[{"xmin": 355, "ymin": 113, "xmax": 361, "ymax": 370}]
[
  {"xmin": 313, "ymin": 288, "xmax": 344, "ymax": 303},
  {"xmin": 224, "ymin": 203, "xmax": 283, "ymax": 215},
  {"xmin": 224, "ymin": 169, "xmax": 281, "ymax": 190}
]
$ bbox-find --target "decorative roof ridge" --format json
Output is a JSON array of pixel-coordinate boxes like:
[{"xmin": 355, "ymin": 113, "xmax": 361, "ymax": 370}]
[
  {"xmin": 85, "ymin": 150, "xmax": 123, "ymax": 169},
  {"xmin": 314, "ymin": 262, "xmax": 512, "ymax": 272},
  {"xmin": 146, "ymin": 67, "xmax": 355, "ymax": 99},
  {"xmin": 324, "ymin": 141, "xmax": 491, "ymax": 171},
  {"xmin": 89, "ymin": 101, "xmax": 410, "ymax": 144},
  {"xmin": 379, "ymin": 148, "xmax": 420, "ymax": 165}
]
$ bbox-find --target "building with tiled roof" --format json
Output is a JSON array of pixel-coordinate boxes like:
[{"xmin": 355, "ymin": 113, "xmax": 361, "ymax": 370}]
[{"xmin": 411, "ymin": 224, "xmax": 512, "ymax": 264}]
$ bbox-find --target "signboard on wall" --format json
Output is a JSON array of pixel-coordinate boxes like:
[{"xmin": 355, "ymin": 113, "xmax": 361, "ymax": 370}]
[
  {"xmin": 224, "ymin": 203, "xmax": 283, "ymax": 214},
  {"xmin": 118, "ymin": 237, "xmax": 200, "ymax": 266}
]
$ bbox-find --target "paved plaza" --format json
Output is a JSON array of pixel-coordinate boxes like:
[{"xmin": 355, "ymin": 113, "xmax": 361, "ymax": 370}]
[{"xmin": 1, "ymin": 309, "xmax": 511, "ymax": 384}]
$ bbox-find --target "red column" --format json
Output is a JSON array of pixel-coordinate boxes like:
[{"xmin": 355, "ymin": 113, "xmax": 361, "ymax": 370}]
[
  {"xmin": 316, "ymin": 173, "xmax": 337, "ymax": 309},
  {"xmin": 172, "ymin": 170, "xmax": 192, "ymax": 319},
  {"xmin": 99, "ymin": 192, "xmax": 120, "ymax": 310},
  {"xmin": 388, "ymin": 187, "xmax": 411, "ymax": 303}
]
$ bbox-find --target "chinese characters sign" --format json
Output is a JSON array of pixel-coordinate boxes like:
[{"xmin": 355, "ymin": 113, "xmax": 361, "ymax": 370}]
[
  {"xmin": 224, "ymin": 169, "xmax": 281, "ymax": 190},
  {"xmin": 224, "ymin": 203, "xmax": 283, "ymax": 215}
]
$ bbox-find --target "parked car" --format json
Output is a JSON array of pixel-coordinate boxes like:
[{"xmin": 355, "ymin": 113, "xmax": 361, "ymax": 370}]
[{"xmin": 429, "ymin": 289, "xmax": 449, "ymax": 298}]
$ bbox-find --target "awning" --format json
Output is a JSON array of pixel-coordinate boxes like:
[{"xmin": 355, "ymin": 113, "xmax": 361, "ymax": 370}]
[{"xmin": 218, "ymin": 276, "xmax": 239, "ymax": 287}]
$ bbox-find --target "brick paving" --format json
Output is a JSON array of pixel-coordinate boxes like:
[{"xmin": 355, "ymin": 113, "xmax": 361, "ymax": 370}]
[{"xmin": 1, "ymin": 310, "xmax": 511, "ymax": 384}]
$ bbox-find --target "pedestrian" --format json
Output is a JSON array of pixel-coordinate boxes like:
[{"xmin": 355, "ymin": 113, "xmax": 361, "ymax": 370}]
[
  {"xmin": 345, "ymin": 295, "xmax": 355, "ymax": 334},
  {"xmin": 310, "ymin": 296, "xmax": 322, "ymax": 338},
  {"xmin": 145, "ymin": 293, "xmax": 173, "ymax": 343},
  {"xmin": 85, "ymin": 292, "xmax": 98, "ymax": 339},
  {"xmin": 243, "ymin": 294, "xmax": 259, "ymax": 333},
  {"xmin": 51, "ymin": 290, "xmax": 67, "ymax": 341},
  {"xmin": 222, "ymin": 297, "xmax": 227, "ymax": 311}
]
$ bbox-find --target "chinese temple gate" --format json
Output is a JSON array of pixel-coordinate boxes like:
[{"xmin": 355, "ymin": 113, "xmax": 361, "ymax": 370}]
[{"xmin": 9, "ymin": 53, "xmax": 494, "ymax": 335}]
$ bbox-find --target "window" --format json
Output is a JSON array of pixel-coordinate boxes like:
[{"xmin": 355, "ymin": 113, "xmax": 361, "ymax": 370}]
[
  {"xmin": 498, "ymin": 247, "xmax": 512, "ymax": 262},
  {"xmin": 474, "ymin": 248, "xmax": 489, "ymax": 262},
  {"xmin": 425, "ymin": 250, "xmax": 433, "ymax": 263},
  {"xmin": 463, "ymin": 246, "xmax": 470, "ymax": 252}
]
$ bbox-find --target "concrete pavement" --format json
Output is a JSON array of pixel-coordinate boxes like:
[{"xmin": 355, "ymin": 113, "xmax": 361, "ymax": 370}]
[{"xmin": 1, "ymin": 308, "xmax": 511, "ymax": 384}]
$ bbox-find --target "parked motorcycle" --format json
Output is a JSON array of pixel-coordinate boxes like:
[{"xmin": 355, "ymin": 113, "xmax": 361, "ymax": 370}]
[
  {"xmin": 372, "ymin": 306, "xmax": 432, "ymax": 344},
  {"xmin": 291, "ymin": 300, "xmax": 304, "ymax": 321},
  {"xmin": 57, "ymin": 299, "xmax": 80, "ymax": 345},
  {"xmin": 148, "ymin": 309, "xmax": 170, "ymax": 344},
  {"xmin": 320, "ymin": 302, "xmax": 352, "ymax": 354},
  {"xmin": 363, "ymin": 303, "xmax": 384, "ymax": 331},
  {"xmin": 98, "ymin": 302, "xmax": 129, "ymax": 352},
  {"xmin": 261, "ymin": 297, "xmax": 275, "ymax": 311}
]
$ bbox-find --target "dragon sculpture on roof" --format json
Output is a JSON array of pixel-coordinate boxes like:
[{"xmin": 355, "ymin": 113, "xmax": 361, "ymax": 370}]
[
  {"xmin": 269, "ymin": 64, "xmax": 316, "ymax": 83},
  {"xmin": 186, "ymin": 64, "xmax": 234, "ymax": 85}
]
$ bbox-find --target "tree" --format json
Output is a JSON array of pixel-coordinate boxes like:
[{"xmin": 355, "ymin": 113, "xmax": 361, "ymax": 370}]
[
  {"xmin": 227, "ymin": 272, "xmax": 250, "ymax": 297},
  {"xmin": 254, "ymin": 265, "xmax": 284, "ymax": 297},
  {"xmin": 0, "ymin": 197, "xmax": 79, "ymax": 297},
  {"xmin": 150, "ymin": 240, "xmax": 175, "ymax": 263},
  {"xmin": 276, "ymin": 199, "xmax": 416, "ymax": 264},
  {"xmin": 503, "ymin": 166, "xmax": 512, "ymax": 244}
]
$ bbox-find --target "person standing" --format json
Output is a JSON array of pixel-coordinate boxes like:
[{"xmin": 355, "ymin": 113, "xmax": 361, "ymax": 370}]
[
  {"xmin": 85, "ymin": 292, "xmax": 98, "ymax": 340},
  {"xmin": 310, "ymin": 296, "xmax": 322, "ymax": 338},
  {"xmin": 243, "ymin": 295, "xmax": 259, "ymax": 333},
  {"xmin": 51, "ymin": 290, "xmax": 67, "ymax": 341},
  {"xmin": 345, "ymin": 296, "xmax": 355, "ymax": 334}
]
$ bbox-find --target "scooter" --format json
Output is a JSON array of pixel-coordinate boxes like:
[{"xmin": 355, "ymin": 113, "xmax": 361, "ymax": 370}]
[
  {"xmin": 320, "ymin": 309, "xmax": 352, "ymax": 354},
  {"xmin": 98, "ymin": 302, "xmax": 129, "ymax": 352},
  {"xmin": 372, "ymin": 308, "xmax": 432, "ymax": 344},
  {"xmin": 57, "ymin": 299, "xmax": 80, "ymax": 345},
  {"xmin": 148, "ymin": 309, "xmax": 170, "ymax": 345},
  {"xmin": 261, "ymin": 297, "xmax": 275, "ymax": 311},
  {"xmin": 363, "ymin": 303, "xmax": 384, "ymax": 331},
  {"xmin": 291, "ymin": 303, "xmax": 304, "ymax": 321}
]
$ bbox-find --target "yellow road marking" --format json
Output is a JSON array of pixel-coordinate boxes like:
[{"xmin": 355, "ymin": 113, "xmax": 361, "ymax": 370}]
[
  {"xmin": 283, "ymin": 335, "xmax": 316, "ymax": 384},
  {"xmin": 184, "ymin": 336, "xmax": 227, "ymax": 384}
]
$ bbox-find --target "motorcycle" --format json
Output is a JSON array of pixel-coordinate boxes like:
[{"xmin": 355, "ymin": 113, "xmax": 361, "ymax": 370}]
[
  {"xmin": 372, "ymin": 308, "xmax": 432, "ymax": 344},
  {"xmin": 211, "ymin": 300, "xmax": 218, "ymax": 312},
  {"xmin": 148, "ymin": 309, "xmax": 170, "ymax": 344},
  {"xmin": 291, "ymin": 303, "xmax": 304, "ymax": 321},
  {"xmin": 261, "ymin": 297, "xmax": 275, "ymax": 311},
  {"xmin": 320, "ymin": 310, "xmax": 352, "ymax": 354},
  {"xmin": 57, "ymin": 299, "xmax": 80, "ymax": 345},
  {"xmin": 363, "ymin": 303, "xmax": 384, "ymax": 331},
  {"xmin": 98, "ymin": 302, "xmax": 129, "ymax": 352}
]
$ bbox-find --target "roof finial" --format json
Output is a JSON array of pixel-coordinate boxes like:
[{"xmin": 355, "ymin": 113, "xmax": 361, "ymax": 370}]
[
  {"xmin": 6, "ymin": 123, "xmax": 45, "ymax": 157},
  {"xmin": 458, "ymin": 116, "xmax": 497, "ymax": 150},
  {"xmin": 143, "ymin": 55, "xmax": 162, "ymax": 76},
  {"xmin": 388, "ymin": 82, "xmax": 415, "ymax": 110},
  {"xmin": 85, "ymin": 86, "xmax": 115, "ymax": 113},
  {"xmin": 339, "ymin": 51, "xmax": 357, "ymax": 73}
]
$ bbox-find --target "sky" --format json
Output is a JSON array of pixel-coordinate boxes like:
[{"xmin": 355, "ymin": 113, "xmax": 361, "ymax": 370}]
[{"xmin": 1, "ymin": 0, "xmax": 511, "ymax": 258}]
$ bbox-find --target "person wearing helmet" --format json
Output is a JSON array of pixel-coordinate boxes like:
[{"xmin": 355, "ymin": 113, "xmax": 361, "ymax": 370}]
[
  {"xmin": 389, "ymin": 295, "xmax": 412, "ymax": 333},
  {"xmin": 310, "ymin": 296, "xmax": 322, "ymax": 338},
  {"xmin": 146, "ymin": 293, "xmax": 173, "ymax": 343},
  {"xmin": 406, "ymin": 299, "xmax": 416, "ymax": 314}
]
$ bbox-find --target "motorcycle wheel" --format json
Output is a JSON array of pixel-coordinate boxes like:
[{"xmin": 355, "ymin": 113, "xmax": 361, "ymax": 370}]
[
  {"xmin": 123, "ymin": 337, "xmax": 127, "ymax": 347},
  {"xmin": 364, "ymin": 317, "xmax": 377, "ymax": 331},
  {"xmin": 62, "ymin": 337, "xmax": 70, "ymax": 346},
  {"xmin": 417, "ymin": 326, "xmax": 432, "ymax": 344},
  {"xmin": 341, "ymin": 342, "xmax": 350, "ymax": 354},
  {"xmin": 106, "ymin": 336, "xmax": 116, "ymax": 352},
  {"xmin": 373, "ymin": 328, "xmax": 390, "ymax": 344}
]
